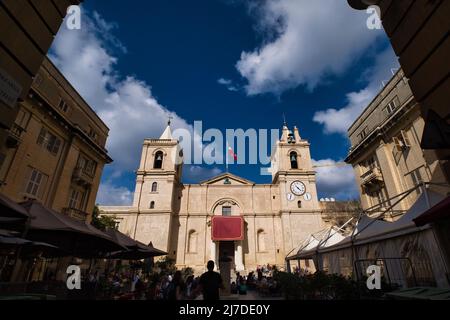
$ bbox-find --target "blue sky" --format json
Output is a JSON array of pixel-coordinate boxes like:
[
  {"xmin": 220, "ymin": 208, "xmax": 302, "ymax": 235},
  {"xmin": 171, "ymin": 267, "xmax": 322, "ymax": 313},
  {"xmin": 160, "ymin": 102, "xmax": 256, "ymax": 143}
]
[{"xmin": 49, "ymin": 0, "xmax": 399, "ymax": 205}]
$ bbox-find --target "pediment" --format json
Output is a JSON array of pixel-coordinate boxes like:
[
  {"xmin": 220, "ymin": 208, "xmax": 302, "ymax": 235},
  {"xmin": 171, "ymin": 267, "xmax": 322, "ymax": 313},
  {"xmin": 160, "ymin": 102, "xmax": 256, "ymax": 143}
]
[{"xmin": 200, "ymin": 173, "xmax": 254, "ymax": 186}]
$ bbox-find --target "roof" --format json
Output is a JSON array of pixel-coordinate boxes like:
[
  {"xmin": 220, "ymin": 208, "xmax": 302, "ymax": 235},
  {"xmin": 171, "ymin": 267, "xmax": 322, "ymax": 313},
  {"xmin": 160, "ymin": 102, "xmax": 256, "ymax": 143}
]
[
  {"xmin": 289, "ymin": 190, "xmax": 446, "ymax": 259},
  {"xmin": 0, "ymin": 192, "xmax": 30, "ymax": 219},
  {"xmin": 199, "ymin": 172, "xmax": 255, "ymax": 185},
  {"xmin": 414, "ymin": 196, "xmax": 450, "ymax": 226},
  {"xmin": 347, "ymin": 0, "xmax": 372, "ymax": 10},
  {"xmin": 159, "ymin": 124, "xmax": 173, "ymax": 140}
]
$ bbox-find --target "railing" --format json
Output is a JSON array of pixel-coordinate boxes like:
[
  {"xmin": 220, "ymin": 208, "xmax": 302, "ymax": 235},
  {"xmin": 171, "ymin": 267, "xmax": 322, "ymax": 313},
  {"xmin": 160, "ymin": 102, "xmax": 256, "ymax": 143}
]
[
  {"xmin": 62, "ymin": 208, "xmax": 89, "ymax": 221},
  {"xmin": 6, "ymin": 123, "xmax": 26, "ymax": 148},
  {"xmin": 10, "ymin": 123, "xmax": 25, "ymax": 139},
  {"xmin": 360, "ymin": 167, "xmax": 383, "ymax": 185},
  {"xmin": 72, "ymin": 166, "xmax": 94, "ymax": 186}
]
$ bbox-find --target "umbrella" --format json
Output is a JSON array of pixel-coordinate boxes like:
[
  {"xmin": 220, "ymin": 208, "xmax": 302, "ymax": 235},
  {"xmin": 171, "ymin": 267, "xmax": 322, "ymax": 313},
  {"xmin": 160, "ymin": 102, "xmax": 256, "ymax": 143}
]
[
  {"xmin": 20, "ymin": 200, "xmax": 125, "ymax": 258},
  {"xmin": 0, "ymin": 235, "xmax": 65, "ymax": 258},
  {"xmin": 0, "ymin": 193, "xmax": 30, "ymax": 219},
  {"xmin": 0, "ymin": 193, "xmax": 30, "ymax": 231},
  {"xmin": 104, "ymin": 229, "xmax": 167, "ymax": 259}
]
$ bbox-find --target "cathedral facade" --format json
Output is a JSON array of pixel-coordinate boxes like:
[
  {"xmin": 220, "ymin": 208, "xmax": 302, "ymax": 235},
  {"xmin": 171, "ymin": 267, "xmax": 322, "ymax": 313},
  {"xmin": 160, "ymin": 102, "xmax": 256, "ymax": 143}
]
[{"xmin": 100, "ymin": 124, "xmax": 325, "ymax": 274}]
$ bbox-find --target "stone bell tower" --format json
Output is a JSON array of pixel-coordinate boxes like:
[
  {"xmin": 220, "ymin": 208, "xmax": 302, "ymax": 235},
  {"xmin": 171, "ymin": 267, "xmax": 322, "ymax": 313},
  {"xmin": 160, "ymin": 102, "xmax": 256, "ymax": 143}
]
[
  {"xmin": 270, "ymin": 123, "xmax": 323, "ymax": 252},
  {"xmin": 131, "ymin": 121, "xmax": 183, "ymax": 254}
]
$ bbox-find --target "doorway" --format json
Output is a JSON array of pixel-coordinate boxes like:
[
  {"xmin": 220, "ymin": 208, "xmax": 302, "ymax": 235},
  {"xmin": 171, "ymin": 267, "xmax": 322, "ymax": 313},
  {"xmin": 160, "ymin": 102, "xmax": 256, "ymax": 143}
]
[{"xmin": 219, "ymin": 241, "xmax": 235, "ymax": 269}]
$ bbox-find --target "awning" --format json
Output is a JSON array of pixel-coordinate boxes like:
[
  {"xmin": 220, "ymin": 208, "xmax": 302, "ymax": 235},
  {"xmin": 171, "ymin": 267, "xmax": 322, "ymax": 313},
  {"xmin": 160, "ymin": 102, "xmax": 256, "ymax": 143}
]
[
  {"xmin": 211, "ymin": 216, "xmax": 244, "ymax": 241},
  {"xmin": 289, "ymin": 191, "xmax": 446, "ymax": 260},
  {"xmin": 104, "ymin": 229, "xmax": 167, "ymax": 259},
  {"xmin": 0, "ymin": 193, "xmax": 30, "ymax": 219},
  {"xmin": 0, "ymin": 235, "xmax": 65, "ymax": 258},
  {"xmin": 21, "ymin": 200, "xmax": 125, "ymax": 257},
  {"xmin": 414, "ymin": 196, "xmax": 450, "ymax": 227}
]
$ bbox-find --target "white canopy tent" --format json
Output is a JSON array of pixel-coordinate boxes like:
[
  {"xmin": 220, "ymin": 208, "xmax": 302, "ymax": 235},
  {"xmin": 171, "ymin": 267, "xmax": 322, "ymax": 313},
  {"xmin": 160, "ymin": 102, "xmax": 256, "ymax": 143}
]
[{"xmin": 287, "ymin": 189, "xmax": 450, "ymax": 287}]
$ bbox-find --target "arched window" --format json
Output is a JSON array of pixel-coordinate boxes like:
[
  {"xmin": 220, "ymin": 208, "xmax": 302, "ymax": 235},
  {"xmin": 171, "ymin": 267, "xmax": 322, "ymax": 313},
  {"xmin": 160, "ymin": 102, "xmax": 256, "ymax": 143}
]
[
  {"xmin": 154, "ymin": 151, "xmax": 164, "ymax": 169},
  {"xmin": 151, "ymin": 182, "xmax": 158, "ymax": 192},
  {"xmin": 222, "ymin": 206, "xmax": 231, "ymax": 216},
  {"xmin": 188, "ymin": 230, "xmax": 198, "ymax": 253},
  {"xmin": 298, "ymin": 200, "xmax": 302, "ymax": 208},
  {"xmin": 257, "ymin": 229, "xmax": 266, "ymax": 252},
  {"xmin": 290, "ymin": 151, "xmax": 298, "ymax": 169},
  {"xmin": 150, "ymin": 201, "xmax": 155, "ymax": 209}
]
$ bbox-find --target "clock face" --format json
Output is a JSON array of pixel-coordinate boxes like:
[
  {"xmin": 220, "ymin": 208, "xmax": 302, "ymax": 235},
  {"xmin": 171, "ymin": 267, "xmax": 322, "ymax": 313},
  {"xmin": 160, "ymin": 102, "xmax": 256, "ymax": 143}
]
[
  {"xmin": 291, "ymin": 181, "xmax": 306, "ymax": 196},
  {"xmin": 303, "ymin": 192, "xmax": 312, "ymax": 201},
  {"xmin": 287, "ymin": 193, "xmax": 295, "ymax": 201}
]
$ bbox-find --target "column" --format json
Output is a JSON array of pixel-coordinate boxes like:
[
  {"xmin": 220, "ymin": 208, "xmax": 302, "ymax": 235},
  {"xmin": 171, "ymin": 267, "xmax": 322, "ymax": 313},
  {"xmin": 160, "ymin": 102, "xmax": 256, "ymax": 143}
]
[
  {"xmin": 210, "ymin": 241, "xmax": 218, "ymax": 270},
  {"xmin": 235, "ymin": 241, "xmax": 245, "ymax": 272}
]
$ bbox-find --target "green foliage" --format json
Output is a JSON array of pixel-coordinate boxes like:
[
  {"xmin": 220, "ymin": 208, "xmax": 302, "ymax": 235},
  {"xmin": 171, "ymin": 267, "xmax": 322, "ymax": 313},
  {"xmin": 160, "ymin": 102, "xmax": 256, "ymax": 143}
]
[
  {"xmin": 273, "ymin": 270, "xmax": 363, "ymax": 300},
  {"xmin": 154, "ymin": 256, "xmax": 177, "ymax": 275},
  {"xmin": 91, "ymin": 205, "xmax": 117, "ymax": 231}
]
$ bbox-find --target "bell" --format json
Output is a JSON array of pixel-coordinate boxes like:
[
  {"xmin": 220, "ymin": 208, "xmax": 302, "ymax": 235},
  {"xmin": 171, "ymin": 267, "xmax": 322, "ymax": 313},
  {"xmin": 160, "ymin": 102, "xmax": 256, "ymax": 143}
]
[
  {"xmin": 156, "ymin": 155, "xmax": 163, "ymax": 161},
  {"xmin": 291, "ymin": 154, "xmax": 297, "ymax": 162}
]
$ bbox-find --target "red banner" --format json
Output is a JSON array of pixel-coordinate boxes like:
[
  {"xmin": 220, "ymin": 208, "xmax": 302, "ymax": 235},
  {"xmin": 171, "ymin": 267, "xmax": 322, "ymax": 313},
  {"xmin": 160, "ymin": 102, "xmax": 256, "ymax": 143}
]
[{"xmin": 211, "ymin": 216, "xmax": 244, "ymax": 241}]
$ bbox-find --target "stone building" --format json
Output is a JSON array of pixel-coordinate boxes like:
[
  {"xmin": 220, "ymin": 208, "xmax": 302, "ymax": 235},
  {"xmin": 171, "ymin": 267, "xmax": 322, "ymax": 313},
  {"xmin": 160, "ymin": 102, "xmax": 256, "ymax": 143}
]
[
  {"xmin": 345, "ymin": 69, "xmax": 448, "ymax": 217},
  {"xmin": 347, "ymin": 0, "xmax": 450, "ymax": 180},
  {"xmin": 0, "ymin": 0, "xmax": 82, "ymax": 180},
  {"xmin": 0, "ymin": 57, "xmax": 112, "ymax": 221},
  {"xmin": 100, "ymin": 124, "xmax": 325, "ymax": 274}
]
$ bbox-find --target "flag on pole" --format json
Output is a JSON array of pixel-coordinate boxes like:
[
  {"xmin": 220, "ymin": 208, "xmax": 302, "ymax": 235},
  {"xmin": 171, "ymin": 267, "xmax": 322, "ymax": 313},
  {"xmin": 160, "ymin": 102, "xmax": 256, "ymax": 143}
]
[{"xmin": 228, "ymin": 145, "xmax": 237, "ymax": 161}]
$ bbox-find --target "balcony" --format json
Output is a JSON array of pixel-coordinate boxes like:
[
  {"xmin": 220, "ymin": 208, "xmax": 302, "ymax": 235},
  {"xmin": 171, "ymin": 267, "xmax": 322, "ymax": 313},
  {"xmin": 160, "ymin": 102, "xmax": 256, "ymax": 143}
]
[
  {"xmin": 361, "ymin": 167, "xmax": 383, "ymax": 187},
  {"xmin": 6, "ymin": 124, "xmax": 25, "ymax": 148},
  {"xmin": 62, "ymin": 208, "xmax": 89, "ymax": 222},
  {"xmin": 72, "ymin": 166, "xmax": 94, "ymax": 187}
]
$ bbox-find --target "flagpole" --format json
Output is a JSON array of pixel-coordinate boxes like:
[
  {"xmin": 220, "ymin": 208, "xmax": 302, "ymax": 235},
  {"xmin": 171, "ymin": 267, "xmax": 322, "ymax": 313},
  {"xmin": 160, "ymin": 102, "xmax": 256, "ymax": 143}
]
[{"xmin": 226, "ymin": 140, "xmax": 229, "ymax": 173}]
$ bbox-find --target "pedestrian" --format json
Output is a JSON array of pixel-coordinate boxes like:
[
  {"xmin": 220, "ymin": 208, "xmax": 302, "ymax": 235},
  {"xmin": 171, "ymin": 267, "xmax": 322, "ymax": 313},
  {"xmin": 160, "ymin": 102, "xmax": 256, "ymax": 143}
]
[
  {"xmin": 167, "ymin": 271, "xmax": 185, "ymax": 300},
  {"xmin": 197, "ymin": 261, "xmax": 223, "ymax": 301}
]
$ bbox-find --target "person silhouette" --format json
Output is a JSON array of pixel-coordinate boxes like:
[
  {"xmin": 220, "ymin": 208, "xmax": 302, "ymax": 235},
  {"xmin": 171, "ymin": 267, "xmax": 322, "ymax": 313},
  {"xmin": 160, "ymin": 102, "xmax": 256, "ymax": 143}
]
[{"xmin": 198, "ymin": 260, "xmax": 224, "ymax": 301}]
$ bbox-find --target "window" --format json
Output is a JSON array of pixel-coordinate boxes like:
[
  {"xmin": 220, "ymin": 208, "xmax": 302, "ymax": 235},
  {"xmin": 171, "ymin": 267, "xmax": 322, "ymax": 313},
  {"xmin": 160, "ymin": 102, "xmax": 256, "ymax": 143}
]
[
  {"xmin": 222, "ymin": 206, "xmax": 232, "ymax": 216},
  {"xmin": 77, "ymin": 155, "xmax": 97, "ymax": 177},
  {"xmin": 298, "ymin": 201, "xmax": 302, "ymax": 208},
  {"xmin": 25, "ymin": 167, "xmax": 48, "ymax": 199},
  {"xmin": 58, "ymin": 98, "xmax": 69, "ymax": 113},
  {"xmin": 15, "ymin": 108, "xmax": 30, "ymax": 129},
  {"xmin": 151, "ymin": 182, "xmax": 158, "ymax": 193},
  {"xmin": 37, "ymin": 128, "xmax": 62, "ymax": 155},
  {"xmin": 358, "ymin": 127, "xmax": 369, "ymax": 141},
  {"xmin": 85, "ymin": 160, "xmax": 97, "ymax": 176},
  {"xmin": 409, "ymin": 168, "xmax": 424, "ymax": 195},
  {"xmin": 88, "ymin": 126, "xmax": 98, "ymax": 141},
  {"xmin": 393, "ymin": 130, "xmax": 412, "ymax": 152},
  {"xmin": 188, "ymin": 230, "xmax": 198, "ymax": 253},
  {"xmin": 150, "ymin": 201, "xmax": 155, "ymax": 209},
  {"xmin": 68, "ymin": 188, "xmax": 84, "ymax": 210},
  {"xmin": 154, "ymin": 151, "xmax": 164, "ymax": 169},
  {"xmin": 385, "ymin": 97, "xmax": 399, "ymax": 115},
  {"xmin": 257, "ymin": 229, "xmax": 266, "ymax": 252},
  {"xmin": 290, "ymin": 152, "xmax": 298, "ymax": 169}
]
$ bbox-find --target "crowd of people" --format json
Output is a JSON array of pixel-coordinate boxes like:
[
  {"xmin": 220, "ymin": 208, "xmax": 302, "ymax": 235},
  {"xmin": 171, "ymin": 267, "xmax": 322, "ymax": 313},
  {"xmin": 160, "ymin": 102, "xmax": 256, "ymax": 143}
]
[{"xmin": 80, "ymin": 261, "xmax": 281, "ymax": 300}]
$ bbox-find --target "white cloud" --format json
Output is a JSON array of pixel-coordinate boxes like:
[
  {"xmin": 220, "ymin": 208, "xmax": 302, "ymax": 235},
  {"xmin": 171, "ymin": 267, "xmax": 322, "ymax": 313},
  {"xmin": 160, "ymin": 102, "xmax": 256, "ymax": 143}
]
[
  {"xmin": 96, "ymin": 181, "xmax": 133, "ymax": 206},
  {"xmin": 236, "ymin": 0, "xmax": 384, "ymax": 95},
  {"xmin": 313, "ymin": 159, "xmax": 359, "ymax": 200},
  {"xmin": 313, "ymin": 47, "xmax": 399, "ymax": 135},
  {"xmin": 50, "ymin": 10, "xmax": 204, "ymax": 204},
  {"xmin": 50, "ymin": 11, "xmax": 195, "ymax": 174},
  {"xmin": 217, "ymin": 78, "xmax": 239, "ymax": 92}
]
